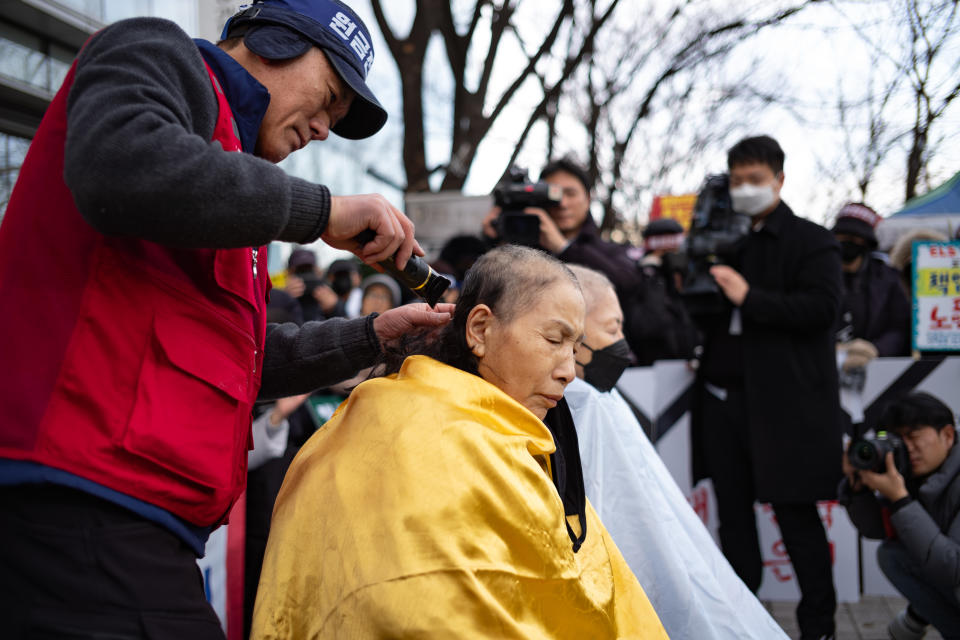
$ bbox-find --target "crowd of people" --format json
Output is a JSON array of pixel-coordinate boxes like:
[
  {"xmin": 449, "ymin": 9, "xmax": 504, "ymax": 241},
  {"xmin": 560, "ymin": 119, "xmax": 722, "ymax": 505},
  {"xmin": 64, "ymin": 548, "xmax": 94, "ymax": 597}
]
[{"xmin": 0, "ymin": 1, "xmax": 957, "ymax": 639}]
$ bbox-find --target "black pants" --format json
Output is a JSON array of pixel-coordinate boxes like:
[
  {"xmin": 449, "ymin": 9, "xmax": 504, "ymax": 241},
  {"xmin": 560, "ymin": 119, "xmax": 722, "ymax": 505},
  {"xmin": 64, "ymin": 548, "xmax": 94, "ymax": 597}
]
[
  {"xmin": 701, "ymin": 387, "xmax": 837, "ymax": 639},
  {"xmin": 0, "ymin": 484, "xmax": 225, "ymax": 640}
]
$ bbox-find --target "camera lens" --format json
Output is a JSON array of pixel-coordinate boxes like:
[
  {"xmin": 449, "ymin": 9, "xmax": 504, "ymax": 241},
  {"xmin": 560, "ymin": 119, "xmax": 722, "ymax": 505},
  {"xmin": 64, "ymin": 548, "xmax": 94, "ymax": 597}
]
[{"xmin": 849, "ymin": 440, "xmax": 878, "ymax": 470}]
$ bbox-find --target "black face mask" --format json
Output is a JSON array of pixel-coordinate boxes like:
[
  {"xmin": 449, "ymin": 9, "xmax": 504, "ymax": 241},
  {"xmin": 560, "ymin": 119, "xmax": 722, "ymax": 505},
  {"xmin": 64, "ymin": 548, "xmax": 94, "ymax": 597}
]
[
  {"xmin": 331, "ymin": 272, "xmax": 354, "ymax": 296},
  {"xmin": 840, "ymin": 240, "xmax": 869, "ymax": 264},
  {"xmin": 576, "ymin": 339, "xmax": 633, "ymax": 392}
]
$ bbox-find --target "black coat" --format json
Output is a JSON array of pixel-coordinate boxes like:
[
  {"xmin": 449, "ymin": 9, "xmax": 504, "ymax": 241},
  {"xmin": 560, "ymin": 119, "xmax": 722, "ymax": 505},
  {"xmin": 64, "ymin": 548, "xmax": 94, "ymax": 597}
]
[
  {"xmin": 557, "ymin": 216, "xmax": 642, "ymax": 301},
  {"xmin": 624, "ymin": 262, "xmax": 700, "ymax": 365},
  {"xmin": 835, "ymin": 257, "xmax": 911, "ymax": 356},
  {"xmin": 700, "ymin": 202, "xmax": 844, "ymax": 503}
]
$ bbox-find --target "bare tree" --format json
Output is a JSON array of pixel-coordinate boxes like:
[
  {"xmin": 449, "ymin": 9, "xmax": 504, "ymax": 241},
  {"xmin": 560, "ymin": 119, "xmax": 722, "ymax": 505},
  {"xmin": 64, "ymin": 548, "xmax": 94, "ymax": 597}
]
[
  {"xmin": 829, "ymin": 58, "xmax": 904, "ymax": 202},
  {"xmin": 900, "ymin": 0, "xmax": 960, "ymax": 199},
  {"xmin": 829, "ymin": 0, "xmax": 960, "ymax": 202},
  {"xmin": 509, "ymin": 2, "xmax": 818, "ymax": 231},
  {"xmin": 371, "ymin": 0, "xmax": 619, "ymax": 193},
  {"xmin": 366, "ymin": 0, "xmax": 827, "ymax": 235}
]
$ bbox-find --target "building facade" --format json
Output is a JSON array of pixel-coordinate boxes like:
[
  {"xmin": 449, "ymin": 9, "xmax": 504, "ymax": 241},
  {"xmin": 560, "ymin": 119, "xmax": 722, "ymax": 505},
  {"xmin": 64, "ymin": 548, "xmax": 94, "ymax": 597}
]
[{"xmin": 0, "ymin": 0, "xmax": 202, "ymax": 221}]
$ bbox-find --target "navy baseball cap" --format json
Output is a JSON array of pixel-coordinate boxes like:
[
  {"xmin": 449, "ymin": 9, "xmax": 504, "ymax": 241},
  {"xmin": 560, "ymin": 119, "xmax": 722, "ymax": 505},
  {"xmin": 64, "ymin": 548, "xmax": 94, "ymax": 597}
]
[{"xmin": 221, "ymin": 0, "xmax": 387, "ymax": 139}]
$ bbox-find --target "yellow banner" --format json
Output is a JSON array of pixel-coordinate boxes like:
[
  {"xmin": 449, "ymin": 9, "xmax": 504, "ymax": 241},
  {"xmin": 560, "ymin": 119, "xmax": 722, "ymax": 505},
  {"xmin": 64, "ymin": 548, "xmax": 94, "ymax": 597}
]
[
  {"xmin": 650, "ymin": 194, "xmax": 697, "ymax": 231},
  {"xmin": 916, "ymin": 267, "xmax": 960, "ymax": 297}
]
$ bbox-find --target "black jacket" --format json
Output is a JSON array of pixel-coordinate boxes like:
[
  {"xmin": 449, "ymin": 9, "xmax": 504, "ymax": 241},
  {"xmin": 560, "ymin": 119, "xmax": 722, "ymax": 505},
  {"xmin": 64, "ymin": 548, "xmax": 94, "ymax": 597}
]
[
  {"xmin": 835, "ymin": 256, "xmax": 911, "ymax": 356},
  {"xmin": 698, "ymin": 201, "xmax": 844, "ymax": 503},
  {"xmin": 557, "ymin": 216, "xmax": 642, "ymax": 297},
  {"xmin": 624, "ymin": 261, "xmax": 700, "ymax": 365}
]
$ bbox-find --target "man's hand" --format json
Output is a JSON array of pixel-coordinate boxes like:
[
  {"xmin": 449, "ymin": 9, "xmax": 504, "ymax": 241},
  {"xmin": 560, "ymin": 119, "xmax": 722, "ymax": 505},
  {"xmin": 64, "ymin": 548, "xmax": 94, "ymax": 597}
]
[
  {"xmin": 312, "ymin": 283, "xmax": 340, "ymax": 315},
  {"xmin": 372, "ymin": 303, "xmax": 455, "ymax": 348},
  {"xmin": 524, "ymin": 207, "xmax": 567, "ymax": 254},
  {"xmin": 482, "ymin": 206, "xmax": 501, "ymax": 240},
  {"xmin": 710, "ymin": 265, "xmax": 750, "ymax": 306},
  {"xmin": 841, "ymin": 448, "xmax": 863, "ymax": 492},
  {"xmin": 325, "ymin": 194, "xmax": 424, "ymax": 270},
  {"xmin": 284, "ymin": 274, "xmax": 305, "ymax": 298},
  {"xmin": 839, "ymin": 338, "xmax": 879, "ymax": 371},
  {"xmin": 268, "ymin": 393, "xmax": 311, "ymax": 427},
  {"xmin": 481, "ymin": 206, "xmax": 567, "ymax": 254},
  {"xmin": 859, "ymin": 451, "xmax": 910, "ymax": 502}
]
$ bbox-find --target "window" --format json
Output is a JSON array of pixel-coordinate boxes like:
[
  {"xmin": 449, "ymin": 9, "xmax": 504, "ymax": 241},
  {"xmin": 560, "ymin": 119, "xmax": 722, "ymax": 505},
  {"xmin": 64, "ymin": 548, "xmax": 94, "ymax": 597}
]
[
  {"xmin": 44, "ymin": 0, "xmax": 198, "ymax": 36},
  {"xmin": 0, "ymin": 132, "xmax": 32, "ymax": 223},
  {"xmin": 0, "ymin": 22, "xmax": 50, "ymax": 91}
]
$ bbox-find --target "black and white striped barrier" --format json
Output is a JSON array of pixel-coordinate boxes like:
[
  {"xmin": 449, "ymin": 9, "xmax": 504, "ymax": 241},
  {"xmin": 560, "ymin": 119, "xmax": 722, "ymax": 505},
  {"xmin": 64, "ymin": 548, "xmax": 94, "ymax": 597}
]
[{"xmin": 615, "ymin": 356, "xmax": 960, "ymax": 602}]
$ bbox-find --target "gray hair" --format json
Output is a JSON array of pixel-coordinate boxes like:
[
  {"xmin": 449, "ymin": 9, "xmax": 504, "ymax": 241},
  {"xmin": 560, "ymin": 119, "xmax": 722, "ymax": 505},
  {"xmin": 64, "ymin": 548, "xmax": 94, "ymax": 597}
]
[{"xmin": 567, "ymin": 264, "xmax": 615, "ymax": 312}]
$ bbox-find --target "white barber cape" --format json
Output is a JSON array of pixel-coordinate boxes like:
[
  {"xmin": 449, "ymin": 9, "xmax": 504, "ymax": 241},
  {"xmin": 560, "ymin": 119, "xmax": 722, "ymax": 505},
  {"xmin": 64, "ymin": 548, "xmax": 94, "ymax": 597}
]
[{"xmin": 565, "ymin": 377, "xmax": 788, "ymax": 640}]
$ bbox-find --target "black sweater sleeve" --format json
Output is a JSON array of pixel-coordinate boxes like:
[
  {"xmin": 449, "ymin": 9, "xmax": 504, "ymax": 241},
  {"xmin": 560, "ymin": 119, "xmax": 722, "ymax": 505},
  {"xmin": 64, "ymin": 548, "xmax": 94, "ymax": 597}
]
[
  {"xmin": 257, "ymin": 315, "xmax": 382, "ymax": 401},
  {"xmin": 64, "ymin": 18, "xmax": 329, "ymax": 249}
]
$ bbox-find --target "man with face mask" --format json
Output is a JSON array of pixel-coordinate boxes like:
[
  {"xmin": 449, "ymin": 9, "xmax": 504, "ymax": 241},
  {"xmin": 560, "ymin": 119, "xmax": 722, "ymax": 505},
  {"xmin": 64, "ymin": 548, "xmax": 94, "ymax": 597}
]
[
  {"xmin": 830, "ymin": 202, "xmax": 910, "ymax": 360},
  {"xmin": 694, "ymin": 136, "xmax": 843, "ymax": 640},
  {"xmin": 565, "ymin": 265, "xmax": 789, "ymax": 640}
]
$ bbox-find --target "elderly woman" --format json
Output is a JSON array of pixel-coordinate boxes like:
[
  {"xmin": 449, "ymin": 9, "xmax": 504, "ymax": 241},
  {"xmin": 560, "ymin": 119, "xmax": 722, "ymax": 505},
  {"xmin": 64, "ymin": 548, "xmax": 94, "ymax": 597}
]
[
  {"xmin": 251, "ymin": 246, "xmax": 667, "ymax": 638},
  {"xmin": 566, "ymin": 265, "xmax": 787, "ymax": 640}
]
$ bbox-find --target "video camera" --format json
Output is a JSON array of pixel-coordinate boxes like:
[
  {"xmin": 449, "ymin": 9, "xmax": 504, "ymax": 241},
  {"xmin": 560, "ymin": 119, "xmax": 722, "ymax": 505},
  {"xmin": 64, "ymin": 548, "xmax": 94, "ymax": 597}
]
[
  {"xmin": 848, "ymin": 430, "xmax": 910, "ymax": 476},
  {"xmin": 492, "ymin": 166, "xmax": 562, "ymax": 248},
  {"xmin": 680, "ymin": 173, "xmax": 751, "ymax": 316}
]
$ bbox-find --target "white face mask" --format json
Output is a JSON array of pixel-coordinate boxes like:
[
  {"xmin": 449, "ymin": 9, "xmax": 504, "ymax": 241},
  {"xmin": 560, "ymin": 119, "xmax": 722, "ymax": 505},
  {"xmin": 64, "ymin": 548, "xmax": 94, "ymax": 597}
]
[{"xmin": 730, "ymin": 183, "xmax": 777, "ymax": 216}]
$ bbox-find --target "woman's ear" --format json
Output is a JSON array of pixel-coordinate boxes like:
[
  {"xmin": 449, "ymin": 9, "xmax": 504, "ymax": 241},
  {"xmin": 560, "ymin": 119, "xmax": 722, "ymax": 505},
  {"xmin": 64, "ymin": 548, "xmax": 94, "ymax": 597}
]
[{"xmin": 464, "ymin": 304, "xmax": 494, "ymax": 358}]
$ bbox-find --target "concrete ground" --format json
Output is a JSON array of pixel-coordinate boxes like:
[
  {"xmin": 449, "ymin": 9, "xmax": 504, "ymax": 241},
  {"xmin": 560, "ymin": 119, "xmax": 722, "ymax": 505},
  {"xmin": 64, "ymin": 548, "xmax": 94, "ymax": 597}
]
[{"xmin": 764, "ymin": 596, "xmax": 945, "ymax": 640}]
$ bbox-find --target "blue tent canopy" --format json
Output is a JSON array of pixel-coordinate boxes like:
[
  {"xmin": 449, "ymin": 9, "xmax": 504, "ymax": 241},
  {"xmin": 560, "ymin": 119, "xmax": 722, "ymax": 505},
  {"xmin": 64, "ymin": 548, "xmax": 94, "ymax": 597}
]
[
  {"xmin": 892, "ymin": 170, "xmax": 960, "ymax": 216},
  {"xmin": 877, "ymin": 171, "xmax": 960, "ymax": 249}
]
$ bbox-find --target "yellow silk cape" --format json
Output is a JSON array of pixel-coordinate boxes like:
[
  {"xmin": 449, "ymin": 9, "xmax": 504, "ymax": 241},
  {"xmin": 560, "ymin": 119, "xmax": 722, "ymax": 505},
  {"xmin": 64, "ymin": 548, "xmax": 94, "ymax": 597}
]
[{"xmin": 251, "ymin": 355, "xmax": 668, "ymax": 639}]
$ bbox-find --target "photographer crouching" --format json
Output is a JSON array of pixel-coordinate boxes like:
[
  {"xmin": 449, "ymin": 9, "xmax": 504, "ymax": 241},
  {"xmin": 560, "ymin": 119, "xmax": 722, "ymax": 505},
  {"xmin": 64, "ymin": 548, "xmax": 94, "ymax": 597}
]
[{"xmin": 840, "ymin": 392, "xmax": 960, "ymax": 639}]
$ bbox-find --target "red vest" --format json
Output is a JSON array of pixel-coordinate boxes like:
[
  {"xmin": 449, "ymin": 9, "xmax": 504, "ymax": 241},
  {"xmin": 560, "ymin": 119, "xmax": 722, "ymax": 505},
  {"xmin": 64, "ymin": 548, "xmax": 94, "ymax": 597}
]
[{"xmin": 0, "ymin": 57, "xmax": 269, "ymax": 526}]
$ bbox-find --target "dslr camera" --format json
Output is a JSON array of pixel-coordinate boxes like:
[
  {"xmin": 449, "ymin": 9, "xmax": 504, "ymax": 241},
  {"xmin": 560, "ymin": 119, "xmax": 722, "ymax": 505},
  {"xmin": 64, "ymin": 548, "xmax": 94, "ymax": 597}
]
[
  {"xmin": 492, "ymin": 166, "xmax": 562, "ymax": 248},
  {"xmin": 848, "ymin": 430, "xmax": 910, "ymax": 476},
  {"xmin": 680, "ymin": 173, "xmax": 751, "ymax": 316}
]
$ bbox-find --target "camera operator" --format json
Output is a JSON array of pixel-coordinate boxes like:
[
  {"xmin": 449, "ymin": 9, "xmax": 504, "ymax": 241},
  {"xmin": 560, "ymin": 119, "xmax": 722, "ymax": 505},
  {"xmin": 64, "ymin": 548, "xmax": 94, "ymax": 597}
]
[
  {"xmin": 840, "ymin": 392, "xmax": 960, "ymax": 639},
  {"xmin": 482, "ymin": 157, "xmax": 642, "ymax": 310},
  {"xmin": 693, "ymin": 135, "xmax": 843, "ymax": 640}
]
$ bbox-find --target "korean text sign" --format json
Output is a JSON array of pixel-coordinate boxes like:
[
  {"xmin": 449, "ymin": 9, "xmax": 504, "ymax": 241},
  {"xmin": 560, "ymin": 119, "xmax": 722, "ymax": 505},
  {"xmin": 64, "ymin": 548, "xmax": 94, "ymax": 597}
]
[{"xmin": 913, "ymin": 241, "xmax": 960, "ymax": 351}]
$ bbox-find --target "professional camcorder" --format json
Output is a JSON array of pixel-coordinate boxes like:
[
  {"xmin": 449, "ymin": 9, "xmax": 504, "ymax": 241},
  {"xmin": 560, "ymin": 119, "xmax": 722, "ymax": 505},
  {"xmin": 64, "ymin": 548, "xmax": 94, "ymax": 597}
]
[
  {"xmin": 492, "ymin": 166, "xmax": 562, "ymax": 247},
  {"xmin": 848, "ymin": 430, "xmax": 910, "ymax": 476},
  {"xmin": 680, "ymin": 173, "xmax": 751, "ymax": 316}
]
